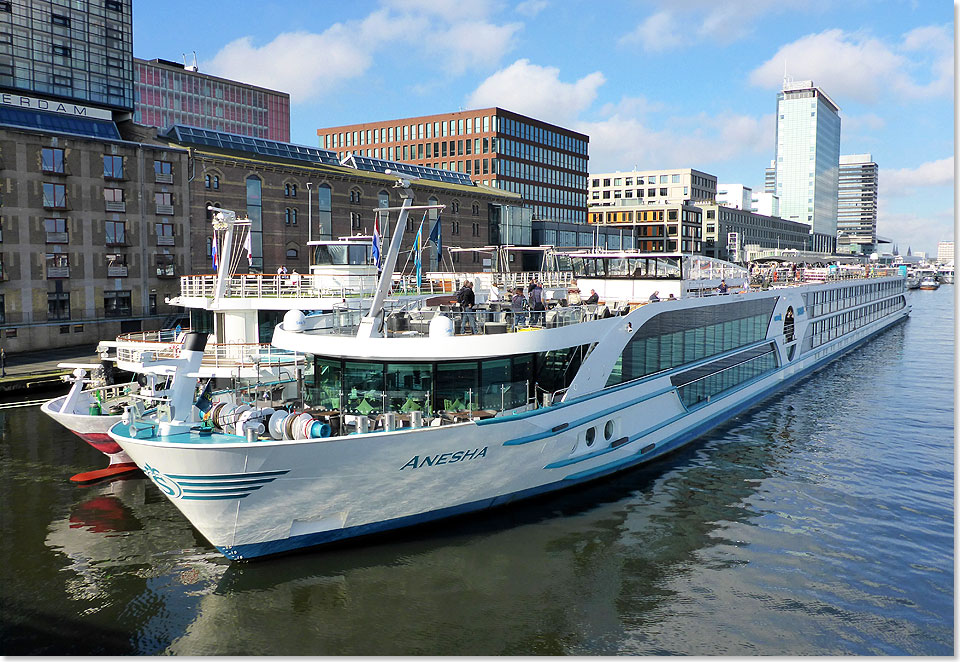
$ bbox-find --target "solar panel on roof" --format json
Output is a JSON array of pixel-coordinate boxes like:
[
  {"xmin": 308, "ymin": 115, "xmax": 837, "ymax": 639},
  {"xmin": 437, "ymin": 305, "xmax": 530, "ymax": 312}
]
[
  {"xmin": 163, "ymin": 125, "xmax": 342, "ymax": 166},
  {"xmin": 349, "ymin": 154, "xmax": 473, "ymax": 186},
  {"xmin": 0, "ymin": 107, "xmax": 120, "ymax": 140}
]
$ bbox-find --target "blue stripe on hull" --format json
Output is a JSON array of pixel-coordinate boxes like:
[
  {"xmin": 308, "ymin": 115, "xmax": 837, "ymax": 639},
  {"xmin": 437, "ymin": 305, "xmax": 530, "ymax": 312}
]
[{"xmin": 220, "ymin": 313, "xmax": 907, "ymax": 561}]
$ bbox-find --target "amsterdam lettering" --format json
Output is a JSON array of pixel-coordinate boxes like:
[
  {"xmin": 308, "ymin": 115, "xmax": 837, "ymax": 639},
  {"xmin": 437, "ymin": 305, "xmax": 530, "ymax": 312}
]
[
  {"xmin": 400, "ymin": 446, "xmax": 488, "ymax": 470},
  {"xmin": 0, "ymin": 93, "xmax": 113, "ymax": 120}
]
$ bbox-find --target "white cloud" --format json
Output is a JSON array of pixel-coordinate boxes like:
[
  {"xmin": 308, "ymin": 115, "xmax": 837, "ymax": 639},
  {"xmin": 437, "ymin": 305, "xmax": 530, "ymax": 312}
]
[
  {"xmin": 425, "ymin": 21, "xmax": 523, "ymax": 74},
  {"xmin": 619, "ymin": 1, "xmax": 824, "ymax": 52},
  {"xmin": 749, "ymin": 26, "xmax": 953, "ymax": 104},
  {"xmin": 205, "ymin": 29, "xmax": 374, "ymax": 101},
  {"xmin": 576, "ymin": 111, "xmax": 773, "ymax": 174},
  {"xmin": 877, "ymin": 205, "xmax": 954, "ymax": 257},
  {"xmin": 204, "ymin": 4, "xmax": 522, "ymax": 103},
  {"xmin": 466, "ymin": 59, "xmax": 605, "ymax": 125},
  {"xmin": 516, "ymin": 0, "xmax": 548, "ymax": 18},
  {"xmin": 843, "ymin": 113, "xmax": 886, "ymax": 132},
  {"xmin": 618, "ymin": 11, "xmax": 680, "ymax": 52},
  {"xmin": 882, "ymin": 157, "xmax": 954, "ymax": 197}
]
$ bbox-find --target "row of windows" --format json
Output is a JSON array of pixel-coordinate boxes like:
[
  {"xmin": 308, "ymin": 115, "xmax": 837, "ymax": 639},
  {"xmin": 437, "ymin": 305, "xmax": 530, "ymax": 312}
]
[
  {"xmin": 807, "ymin": 296, "xmax": 906, "ymax": 349},
  {"xmin": 41, "ymin": 250, "xmax": 175, "ymax": 276},
  {"xmin": 44, "ymin": 289, "xmax": 132, "ymax": 321},
  {"xmin": 675, "ymin": 347, "xmax": 779, "ymax": 409},
  {"xmin": 41, "ymin": 218, "xmax": 172, "ymax": 243},
  {"xmin": 805, "ymin": 280, "xmax": 903, "ymax": 318},
  {"xmin": 39, "ymin": 148, "xmax": 172, "ymax": 180},
  {"xmin": 306, "ymin": 345, "xmax": 591, "ymax": 416},
  {"xmin": 605, "ymin": 300, "xmax": 776, "ymax": 387},
  {"xmin": 497, "ymin": 137, "xmax": 587, "ymax": 175},
  {"xmin": 497, "ymin": 155, "xmax": 587, "ymax": 191}
]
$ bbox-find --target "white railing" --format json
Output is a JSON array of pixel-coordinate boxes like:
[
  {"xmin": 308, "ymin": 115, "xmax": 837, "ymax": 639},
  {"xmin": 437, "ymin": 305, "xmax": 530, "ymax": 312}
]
[
  {"xmin": 157, "ymin": 235, "xmax": 175, "ymax": 246},
  {"xmin": 113, "ymin": 329, "xmax": 302, "ymax": 368},
  {"xmin": 105, "ymin": 201, "xmax": 125, "ymax": 212}
]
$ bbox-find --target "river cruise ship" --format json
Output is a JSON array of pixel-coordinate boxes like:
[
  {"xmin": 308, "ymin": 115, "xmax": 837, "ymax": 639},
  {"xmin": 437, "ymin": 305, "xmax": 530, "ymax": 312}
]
[{"xmin": 108, "ymin": 182, "xmax": 911, "ymax": 560}]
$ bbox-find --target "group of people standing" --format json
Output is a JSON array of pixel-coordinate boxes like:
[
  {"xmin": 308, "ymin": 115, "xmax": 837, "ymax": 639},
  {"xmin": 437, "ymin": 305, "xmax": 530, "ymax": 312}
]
[{"xmin": 455, "ymin": 279, "xmax": 548, "ymax": 333}]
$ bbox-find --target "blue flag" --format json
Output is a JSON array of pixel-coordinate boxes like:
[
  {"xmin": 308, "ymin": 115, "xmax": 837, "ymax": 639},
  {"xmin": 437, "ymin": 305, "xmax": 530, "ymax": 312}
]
[
  {"xmin": 428, "ymin": 212, "xmax": 442, "ymax": 263},
  {"xmin": 372, "ymin": 214, "xmax": 382, "ymax": 272},
  {"xmin": 414, "ymin": 216, "xmax": 424, "ymax": 290}
]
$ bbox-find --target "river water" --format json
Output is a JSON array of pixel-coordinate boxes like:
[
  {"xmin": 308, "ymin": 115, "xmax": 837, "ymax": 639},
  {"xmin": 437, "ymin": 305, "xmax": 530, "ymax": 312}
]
[{"xmin": 0, "ymin": 288, "xmax": 953, "ymax": 655}]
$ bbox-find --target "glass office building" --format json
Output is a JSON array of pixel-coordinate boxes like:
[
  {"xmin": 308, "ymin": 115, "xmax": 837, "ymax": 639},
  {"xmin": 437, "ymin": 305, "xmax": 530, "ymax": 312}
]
[
  {"xmin": 774, "ymin": 80, "xmax": 840, "ymax": 253},
  {"xmin": 0, "ymin": 0, "xmax": 134, "ymax": 111}
]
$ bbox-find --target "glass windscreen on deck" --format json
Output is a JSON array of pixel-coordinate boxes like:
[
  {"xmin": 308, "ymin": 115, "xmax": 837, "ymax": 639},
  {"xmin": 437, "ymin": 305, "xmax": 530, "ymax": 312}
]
[
  {"xmin": 567, "ymin": 256, "xmax": 681, "ymax": 279},
  {"xmin": 305, "ymin": 346, "xmax": 591, "ymax": 415},
  {"xmin": 606, "ymin": 299, "xmax": 776, "ymax": 386},
  {"xmin": 312, "ymin": 243, "xmax": 372, "ymax": 266}
]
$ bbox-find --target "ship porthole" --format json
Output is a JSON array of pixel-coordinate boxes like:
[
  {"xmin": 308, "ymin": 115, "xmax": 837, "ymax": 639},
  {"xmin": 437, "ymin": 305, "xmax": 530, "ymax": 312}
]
[
  {"xmin": 604, "ymin": 420, "xmax": 614, "ymax": 441},
  {"xmin": 585, "ymin": 427, "xmax": 596, "ymax": 446}
]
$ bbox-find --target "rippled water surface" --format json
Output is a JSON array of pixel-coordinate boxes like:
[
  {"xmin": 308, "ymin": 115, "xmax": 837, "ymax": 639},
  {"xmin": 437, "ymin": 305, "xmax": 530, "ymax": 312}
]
[{"xmin": 0, "ymin": 289, "xmax": 953, "ymax": 655}]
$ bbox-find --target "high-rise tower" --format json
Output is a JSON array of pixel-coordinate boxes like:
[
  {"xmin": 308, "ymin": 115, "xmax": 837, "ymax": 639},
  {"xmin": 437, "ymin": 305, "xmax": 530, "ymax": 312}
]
[
  {"xmin": 837, "ymin": 154, "xmax": 878, "ymax": 255},
  {"xmin": 774, "ymin": 79, "xmax": 841, "ymax": 253}
]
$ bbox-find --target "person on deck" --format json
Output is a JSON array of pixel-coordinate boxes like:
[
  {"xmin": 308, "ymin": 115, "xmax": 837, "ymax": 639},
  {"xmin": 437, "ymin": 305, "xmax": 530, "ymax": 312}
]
[
  {"xmin": 455, "ymin": 281, "xmax": 478, "ymax": 334},
  {"xmin": 648, "ymin": 291, "xmax": 660, "ymax": 302},
  {"xmin": 511, "ymin": 288, "xmax": 527, "ymax": 329},
  {"xmin": 584, "ymin": 289, "xmax": 599, "ymax": 305},
  {"xmin": 718, "ymin": 279, "xmax": 728, "ymax": 294},
  {"xmin": 529, "ymin": 280, "xmax": 545, "ymax": 325}
]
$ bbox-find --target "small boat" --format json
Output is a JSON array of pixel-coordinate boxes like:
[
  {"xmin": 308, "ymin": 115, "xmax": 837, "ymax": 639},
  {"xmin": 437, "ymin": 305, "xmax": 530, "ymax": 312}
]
[
  {"xmin": 107, "ymin": 177, "xmax": 913, "ymax": 561},
  {"xmin": 919, "ymin": 276, "xmax": 940, "ymax": 290}
]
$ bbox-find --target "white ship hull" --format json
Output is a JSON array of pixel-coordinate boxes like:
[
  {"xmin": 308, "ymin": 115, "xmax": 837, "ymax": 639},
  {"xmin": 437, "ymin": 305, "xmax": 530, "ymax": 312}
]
[{"xmin": 110, "ymin": 277, "xmax": 910, "ymax": 560}]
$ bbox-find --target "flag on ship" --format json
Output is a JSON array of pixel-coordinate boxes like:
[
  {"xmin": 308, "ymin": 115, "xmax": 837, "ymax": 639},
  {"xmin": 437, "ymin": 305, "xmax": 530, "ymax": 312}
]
[
  {"xmin": 211, "ymin": 232, "xmax": 218, "ymax": 270},
  {"xmin": 372, "ymin": 213, "xmax": 382, "ymax": 273},
  {"xmin": 414, "ymin": 214, "xmax": 425, "ymax": 290},
  {"xmin": 242, "ymin": 226, "xmax": 253, "ymax": 266},
  {"xmin": 428, "ymin": 212, "xmax": 442, "ymax": 263}
]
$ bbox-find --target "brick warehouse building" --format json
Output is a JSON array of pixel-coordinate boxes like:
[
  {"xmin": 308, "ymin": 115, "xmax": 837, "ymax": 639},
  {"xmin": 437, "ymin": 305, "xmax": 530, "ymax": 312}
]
[
  {"xmin": 158, "ymin": 125, "xmax": 523, "ymax": 276},
  {"xmin": 0, "ymin": 117, "xmax": 191, "ymax": 353}
]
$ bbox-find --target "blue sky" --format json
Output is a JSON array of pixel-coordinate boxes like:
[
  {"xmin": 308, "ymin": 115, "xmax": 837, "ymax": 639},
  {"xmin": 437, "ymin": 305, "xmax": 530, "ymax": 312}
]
[{"xmin": 133, "ymin": 1, "xmax": 954, "ymax": 257}]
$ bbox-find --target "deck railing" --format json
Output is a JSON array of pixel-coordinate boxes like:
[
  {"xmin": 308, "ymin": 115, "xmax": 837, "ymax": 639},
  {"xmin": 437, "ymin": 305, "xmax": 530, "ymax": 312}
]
[{"xmin": 113, "ymin": 329, "xmax": 301, "ymax": 368}]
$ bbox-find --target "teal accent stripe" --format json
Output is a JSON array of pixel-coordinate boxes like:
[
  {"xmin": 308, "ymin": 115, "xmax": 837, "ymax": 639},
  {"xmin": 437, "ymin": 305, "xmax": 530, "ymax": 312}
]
[
  {"xmin": 181, "ymin": 485, "xmax": 265, "ymax": 494},
  {"xmin": 181, "ymin": 493, "xmax": 253, "ymax": 500},
  {"xmin": 502, "ymin": 386, "xmax": 674, "ymax": 446},
  {"xmin": 175, "ymin": 477, "xmax": 279, "ymax": 487},
  {"xmin": 166, "ymin": 469, "xmax": 289, "ymax": 480}
]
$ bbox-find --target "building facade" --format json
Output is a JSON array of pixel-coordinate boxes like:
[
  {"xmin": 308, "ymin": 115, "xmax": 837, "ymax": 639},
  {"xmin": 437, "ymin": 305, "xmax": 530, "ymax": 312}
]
[
  {"xmin": 587, "ymin": 200, "xmax": 702, "ymax": 254},
  {"xmin": 0, "ymin": 0, "xmax": 134, "ymax": 113},
  {"xmin": 317, "ymin": 108, "xmax": 589, "ymax": 224},
  {"xmin": 751, "ymin": 191, "xmax": 780, "ymax": 218},
  {"xmin": 696, "ymin": 202, "xmax": 811, "ymax": 262},
  {"xmin": 0, "ymin": 119, "xmax": 191, "ymax": 353},
  {"xmin": 134, "ymin": 58, "xmax": 290, "ymax": 141},
  {"xmin": 157, "ymin": 125, "xmax": 523, "ymax": 276},
  {"xmin": 936, "ymin": 241, "xmax": 953, "ymax": 264},
  {"xmin": 836, "ymin": 153, "xmax": 878, "ymax": 255},
  {"xmin": 590, "ymin": 168, "xmax": 716, "ymax": 207},
  {"xmin": 774, "ymin": 79, "xmax": 841, "ymax": 253},
  {"xmin": 716, "ymin": 183, "xmax": 752, "ymax": 210}
]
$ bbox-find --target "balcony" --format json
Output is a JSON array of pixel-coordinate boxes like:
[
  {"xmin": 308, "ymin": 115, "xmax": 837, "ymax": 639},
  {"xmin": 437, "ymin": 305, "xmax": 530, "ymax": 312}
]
[
  {"xmin": 157, "ymin": 235, "xmax": 175, "ymax": 246},
  {"xmin": 108, "ymin": 265, "xmax": 128, "ymax": 277},
  {"xmin": 155, "ymin": 204, "xmax": 174, "ymax": 215},
  {"xmin": 47, "ymin": 266, "xmax": 70, "ymax": 278},
  {"xmin": 46, "ymin": 232, "xmax": 69, "ymax": 243},
  {"xmin": 155, "ymin": 172, "xmax": 173, "ymax": 184},
  {"xmin": 105, "ymin": 201, "xmax": 126, "ymax": 212}
]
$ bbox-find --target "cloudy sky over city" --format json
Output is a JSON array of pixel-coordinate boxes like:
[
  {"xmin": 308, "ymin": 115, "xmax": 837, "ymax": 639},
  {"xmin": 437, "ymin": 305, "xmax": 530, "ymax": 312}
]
[{"xmin": 134, "ymin": 1, "xmax": 953, "ymax": 256}]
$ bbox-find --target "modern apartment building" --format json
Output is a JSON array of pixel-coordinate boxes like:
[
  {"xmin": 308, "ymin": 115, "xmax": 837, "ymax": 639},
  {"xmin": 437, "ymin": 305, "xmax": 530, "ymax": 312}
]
[
  {"xmin": 936, "ymin": 241, "xmax": 954, "ymax": 264},
  {"xmin": 773, "ymin": 79, "xmax": 841, "ymax": 253},
  {"xmin": 587, "ymin": 200, "xmax": 702, "ymax": 254},
  {"xmin": 158, "ymin": 124, "xmax": 523, "ymax": 276},
  {"xmin": 696, "ymin": 202, "xmax": 810, "ymax": 262},
  {"xmin": 0, "ymin": 116, "xmax": 191, "ymax": 353},
  {"xmin": 836, "ymin": 153, "xmax": 878, "ymax": 255},
  {"xmin": 0, "ymin": 0, "xmax": 134, "ymax": 113},
  {"xmin": 134, "ymin": 57, "xmax": 291, "ymax": 141},
  {"xmin": 317, "ymin": 108, "xmax": 589, "ymax": 224},
  {"xmin": 589, "ymin": 168, "xmax": 717, "ymax": 207}
]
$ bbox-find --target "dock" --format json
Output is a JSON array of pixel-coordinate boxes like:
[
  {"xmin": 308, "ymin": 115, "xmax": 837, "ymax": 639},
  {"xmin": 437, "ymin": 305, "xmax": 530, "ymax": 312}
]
[{"xmin": 0, "ymin": 344, "xmax": 102, "ymax": 396}]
